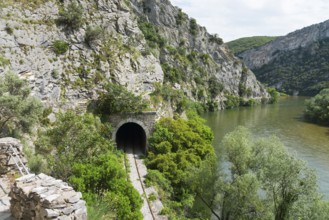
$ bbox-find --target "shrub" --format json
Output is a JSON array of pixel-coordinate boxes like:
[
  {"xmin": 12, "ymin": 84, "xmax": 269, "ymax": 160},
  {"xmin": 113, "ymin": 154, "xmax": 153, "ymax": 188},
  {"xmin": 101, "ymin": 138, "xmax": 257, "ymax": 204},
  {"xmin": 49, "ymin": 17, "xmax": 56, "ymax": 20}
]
[
  {"xmin": 209, "ymin": 34, "xmax": 223, "ymax": 45},
  {"xmin": 224, "ymin": 95, "xmax": 240, "ymax": 109},
  {"xmin": 36, "ymin": 112, "xmax": 143, "ymax": 219},
  {"xmin": 138, "ymin": 19, "xmax": 166, "ymax": 48},
  {"xmin": 0, "ymin": 73, "xmax": 43, "ymax": 137},
  {"xmin": 175, "ymin": 9, "xmax": 185, "ymax": 26},
  {"xmin": 189, "ymin": 18, "xmax": 198, "ymax": 36},
  {"xmin": 52, "ymin": 40, "xmax": 69, "ymax": 55},
  {"xmin": 57, "ymin": 2, "xmax": 84, "ymax": 30},
  {"xmin": 239, "ymin": 83, "xmax": 252, "ymax": 97},
  {"xmin": 85, "ymin": 26, "xmax": 103, "ymax": 47},
  {"xmin": 146, "ymin": 114, "xmax": 215, "ymax": 218},
  {"xmin": 304, "ymin": 88, "xmax": 329, "ymax": 125},
  {"xmin": 5, "ymin": 23, "xmax": 13, "ymax": 35},
  {"xmin": 51, "ymin": 69, "xmax": 59, "ymax": 79},
  {"xmin": 208, "ymin": 77, "xmax": 224, "ymax": 98},
  {"xmin": 0, "ymin": 55, "xmax": 10, "ymax": 66},
  {"xmin": 267, "ymin": 87, "xmax": 279, "ymax": 103},
  {"xmin": 93, "ymin": 83, "xmax": 148, "ymax": 115}
]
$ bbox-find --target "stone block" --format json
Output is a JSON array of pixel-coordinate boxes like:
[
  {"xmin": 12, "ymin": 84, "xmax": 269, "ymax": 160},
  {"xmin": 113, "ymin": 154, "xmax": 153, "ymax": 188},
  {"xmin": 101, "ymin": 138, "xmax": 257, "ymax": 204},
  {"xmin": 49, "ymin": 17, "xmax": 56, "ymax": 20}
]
[{"xmin": 10, "ymin": 173, "xmax": 87, "ymax": 220}]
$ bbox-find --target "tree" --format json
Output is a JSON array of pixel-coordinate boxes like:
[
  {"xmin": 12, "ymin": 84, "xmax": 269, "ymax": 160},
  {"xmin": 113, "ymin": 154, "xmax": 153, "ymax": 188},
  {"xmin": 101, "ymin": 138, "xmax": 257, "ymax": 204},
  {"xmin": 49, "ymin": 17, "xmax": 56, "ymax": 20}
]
[
  {"xmin": 36, "ymin": 111, "xmax": 112, "ymax": 181},
  {"xmin": 218, "ymin": 126, "xmax": 327, "ymax": 220},
  {"xmin": 93, "ymin": 83, "xmax": 148, "ymax": 115},
  {"xmin": 304, "ymin": 88, "xmax": 329, "ymax": 125},
  {"xmin": 146, "ymin": 112, "xmax": 215, "ymax": 218},
  {"xmin": 36, "ymin": 112, "xmax": 143, "ymax": 219},
  {"xmin": 0, "ymin": 73, "xmax": 42, "ymax": 137},
  {"xmin": 219, "ymin": 127, "xmax": 267, "ymax": 220},
  {"xmin": 252, "ymin": 136, "xmax": 318, "ymax": 220}
]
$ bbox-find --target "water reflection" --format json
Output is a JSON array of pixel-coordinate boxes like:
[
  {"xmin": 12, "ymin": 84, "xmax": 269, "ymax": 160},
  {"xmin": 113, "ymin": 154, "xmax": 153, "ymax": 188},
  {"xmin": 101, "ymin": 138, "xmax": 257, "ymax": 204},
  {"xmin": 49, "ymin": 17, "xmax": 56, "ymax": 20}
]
[{"xmin": 202, "ymin": 97, "xmax": 329, "ymax": 199}]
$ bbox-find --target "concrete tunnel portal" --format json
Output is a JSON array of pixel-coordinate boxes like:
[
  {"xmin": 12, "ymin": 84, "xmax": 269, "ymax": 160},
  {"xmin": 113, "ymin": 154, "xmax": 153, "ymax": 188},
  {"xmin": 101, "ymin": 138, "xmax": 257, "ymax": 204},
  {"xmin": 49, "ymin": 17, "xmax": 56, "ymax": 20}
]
[{"xmin": 115, "ymin": 122, "xmax": 147, "ymax": 155}]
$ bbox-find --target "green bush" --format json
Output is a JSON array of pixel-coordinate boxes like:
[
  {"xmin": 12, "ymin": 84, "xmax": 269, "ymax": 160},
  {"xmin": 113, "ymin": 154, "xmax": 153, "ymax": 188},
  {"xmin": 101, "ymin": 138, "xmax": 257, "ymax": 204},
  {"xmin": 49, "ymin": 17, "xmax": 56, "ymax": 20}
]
[
  {"xmin": 304, "ymin": 88, "xmax": 329, "ymax": 125},
  {"xmin": 5, "ymin": 23, "xmax": 13, "ymax": 35},
  {"xmin": 0, "ymin": 73, "xmax": 43, "ymax": 137},
  {"xmin": 267, "ymin": 87, "xmax": 279, "ymax": 103},
  {"xmin": 57, "ymin": 2, "xmax": 84, "ymax": 30},
  {"xmin": 85, "ymin": 26, "xmax": 103, "ymax": 47},
  {"xmin": 208, "ymin": 76, "xmax": 224, "ymax": 98},
  {"xmin": 52, "ymin": 40, "xmax": 69, "ymax": 55},
  {"xmin": 189, "ymin": 18, "xmax": 198, "ymax": 36},
  {"xmin": 0, "ymin": 55, "xmax": 10, "ymax": 66},
  {"xmin": 36, "ymin": 112, "xmax": 143, "ymax": 219},
  {"xmin": 93, "ymin": 83, "xmax": 148, "ymax": 115},
  {"xmin": 138, "ymin": 19, "xmax": 166, "ymax": 48},
  {"xmin": 224, "ymin": 95, "xmax": 240, "ymax": 109},
  {"xmin": 209, "ymin": 34, "xmax": 223, "ymax": 45},
  {"xmin": 150, "ymin": 83, "xmax": 187, "ymax": 113},
  {"xmin": 175, "ymin": 9, "xmax": 185, "ymax": 26},
  {"xmin": 239, "ymin": 83, "xmax": 252, "ymax": 97},
  {"xmin": 36, "ymin": 112, "xmax": 112, "ymax": 179},
  {"xmin": 146, "ymin": 113, "xmax": 215, "ymax": 218}
]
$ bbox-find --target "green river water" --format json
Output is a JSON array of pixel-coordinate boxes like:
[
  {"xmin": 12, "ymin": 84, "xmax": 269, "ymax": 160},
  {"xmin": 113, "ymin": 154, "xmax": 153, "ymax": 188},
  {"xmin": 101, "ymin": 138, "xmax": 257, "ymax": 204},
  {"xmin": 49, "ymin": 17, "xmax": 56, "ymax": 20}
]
[{"xmin": 202, "ymin": 96, "xmax": 329, "ymax": 199}]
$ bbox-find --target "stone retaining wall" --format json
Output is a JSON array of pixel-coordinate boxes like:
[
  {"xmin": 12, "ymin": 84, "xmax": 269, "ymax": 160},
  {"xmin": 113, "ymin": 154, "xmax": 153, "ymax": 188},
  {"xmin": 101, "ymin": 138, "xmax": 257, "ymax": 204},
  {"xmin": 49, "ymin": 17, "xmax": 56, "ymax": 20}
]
[
  {"xmin": 9, "ymin": 173, "xmax": 87, "ymax": 220},
  {"xmin": 0, "ymin": 137, "xmax": 28, "ymax": 175}
]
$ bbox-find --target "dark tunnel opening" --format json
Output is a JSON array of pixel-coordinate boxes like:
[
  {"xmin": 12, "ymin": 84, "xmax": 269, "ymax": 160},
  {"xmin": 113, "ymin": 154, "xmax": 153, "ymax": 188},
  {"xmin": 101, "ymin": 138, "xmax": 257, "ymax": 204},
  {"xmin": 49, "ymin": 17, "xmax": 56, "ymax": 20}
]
[{"xmin": 116, "ymin": 123, "xmax": 146, "ymax": 155}]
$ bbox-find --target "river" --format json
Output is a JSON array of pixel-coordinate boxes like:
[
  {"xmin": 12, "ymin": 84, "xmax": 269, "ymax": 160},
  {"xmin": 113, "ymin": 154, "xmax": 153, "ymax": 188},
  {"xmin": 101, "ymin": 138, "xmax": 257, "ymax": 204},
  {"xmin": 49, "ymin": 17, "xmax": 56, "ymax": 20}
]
[{"xmin": 202, "ymin": 96, "xmax": 329, "ymax": 199}]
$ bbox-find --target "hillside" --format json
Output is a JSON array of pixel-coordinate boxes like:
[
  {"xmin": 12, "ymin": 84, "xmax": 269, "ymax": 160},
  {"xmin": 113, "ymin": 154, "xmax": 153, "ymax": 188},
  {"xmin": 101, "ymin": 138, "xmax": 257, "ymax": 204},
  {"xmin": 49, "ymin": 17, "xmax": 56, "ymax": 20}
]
[
  {"xmin": 238, "ymin": 20, "xmax": 329, "ymax": 95},
  {"xmin": 226, "ymin": 36, "xmax": 277, "ymax": 54},
  {"xmin": 0, "ymin": 0, "xmax": 269, "ymax": 116}
]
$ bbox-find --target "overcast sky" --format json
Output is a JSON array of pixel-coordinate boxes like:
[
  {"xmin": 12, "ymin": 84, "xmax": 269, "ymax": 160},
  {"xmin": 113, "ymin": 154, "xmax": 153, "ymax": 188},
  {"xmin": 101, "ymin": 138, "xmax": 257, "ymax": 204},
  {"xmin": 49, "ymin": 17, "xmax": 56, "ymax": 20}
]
[{"xmin": 170, "ymin": 0, "xmax": 329, "ymax": 42}]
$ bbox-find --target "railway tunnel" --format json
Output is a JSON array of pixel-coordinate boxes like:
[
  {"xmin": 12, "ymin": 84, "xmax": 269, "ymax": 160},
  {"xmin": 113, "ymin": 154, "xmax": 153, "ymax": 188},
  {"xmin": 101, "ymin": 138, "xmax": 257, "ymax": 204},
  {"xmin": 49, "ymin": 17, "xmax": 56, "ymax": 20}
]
[{"xmin": 115, "ymin": 122, "xmax": 147, "ymax": 155}]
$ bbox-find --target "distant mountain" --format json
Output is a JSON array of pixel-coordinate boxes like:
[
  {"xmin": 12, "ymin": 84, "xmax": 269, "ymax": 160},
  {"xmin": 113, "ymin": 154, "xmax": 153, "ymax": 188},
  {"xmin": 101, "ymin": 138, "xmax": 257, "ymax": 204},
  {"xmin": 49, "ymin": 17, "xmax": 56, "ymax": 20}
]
[
  {"xmin": 238, "ymin": 20, "xmax": 329, "ymax": 95},
  {"xmin": 226, "ymin": 36, "xmax": 277, "ymax": 54}
]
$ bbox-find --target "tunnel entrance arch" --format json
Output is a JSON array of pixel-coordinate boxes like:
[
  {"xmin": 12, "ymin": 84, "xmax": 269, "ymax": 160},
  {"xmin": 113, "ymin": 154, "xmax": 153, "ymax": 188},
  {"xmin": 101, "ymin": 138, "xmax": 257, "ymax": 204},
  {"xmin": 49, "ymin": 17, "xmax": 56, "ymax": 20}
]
[{"xmin": 114, "ymin": 120, "xmax": 148, "ymax": 155}]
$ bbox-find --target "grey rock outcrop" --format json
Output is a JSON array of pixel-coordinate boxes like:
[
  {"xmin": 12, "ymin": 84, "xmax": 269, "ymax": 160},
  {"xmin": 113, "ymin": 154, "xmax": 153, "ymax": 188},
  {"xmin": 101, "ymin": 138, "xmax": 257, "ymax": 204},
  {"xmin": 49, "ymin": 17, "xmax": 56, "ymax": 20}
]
[
  {"xmin": 0, "ymin": 0, "xmax": 269, "ymax": 112},
  {"xmin": 0, "ymin": 0, "xmax": 163, "ymax": 110},
  {"xmin": 239, "ymin": 19, "xmax": 329, "ymax": 70},
  {"xmin": 0, "ymin": 138, "xmax": 28, "ymax": 175},
  {"xmin": 131, "ymin": 0, "xmax": 269, "ymax": 107},
  {"xmin": 237, "ymin": 19, "xmax": 329, "ymax": 95},
  {"xmin": 9, "ymin": 173, "xmax": 87, "ymax": 220}
]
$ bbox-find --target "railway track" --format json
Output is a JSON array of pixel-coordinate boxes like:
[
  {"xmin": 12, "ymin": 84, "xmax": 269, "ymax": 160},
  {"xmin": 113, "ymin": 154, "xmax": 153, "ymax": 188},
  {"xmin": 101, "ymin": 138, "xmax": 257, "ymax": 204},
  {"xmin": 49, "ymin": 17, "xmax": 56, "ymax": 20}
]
[{"xmin": 124, "ymin": 145, "xmax": 156, "ymax": 220}]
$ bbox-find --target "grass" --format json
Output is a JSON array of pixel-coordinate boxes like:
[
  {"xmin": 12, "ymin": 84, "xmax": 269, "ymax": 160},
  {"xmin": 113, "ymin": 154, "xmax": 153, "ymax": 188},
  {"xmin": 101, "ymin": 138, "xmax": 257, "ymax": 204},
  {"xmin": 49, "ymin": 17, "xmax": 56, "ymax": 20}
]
[{"xmin": 226, "ymin": 36, "xmax": 278, "ymax": 54}]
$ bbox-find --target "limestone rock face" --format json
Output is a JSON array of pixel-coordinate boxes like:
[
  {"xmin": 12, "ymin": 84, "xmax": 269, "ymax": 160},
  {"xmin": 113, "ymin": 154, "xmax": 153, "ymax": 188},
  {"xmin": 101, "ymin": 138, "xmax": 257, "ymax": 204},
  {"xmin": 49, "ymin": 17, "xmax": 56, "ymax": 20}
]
[
  {"xmin": 239, "ymin": 19, "xmax": 329, "ymax": 69},
  {"xmin": 0, "ymin": 0, "xmax": 163, "ymax": 110},
  {"xmin": 238, "ymin": 19, "xmax": 329, "ymax": 95},
  {"xmin": 131, "ymin": 0, "xmax": 269, "ymax": 107},
  {"xmin": 0, "ymin": 0, "xmax": 268, "ymax": 111}
]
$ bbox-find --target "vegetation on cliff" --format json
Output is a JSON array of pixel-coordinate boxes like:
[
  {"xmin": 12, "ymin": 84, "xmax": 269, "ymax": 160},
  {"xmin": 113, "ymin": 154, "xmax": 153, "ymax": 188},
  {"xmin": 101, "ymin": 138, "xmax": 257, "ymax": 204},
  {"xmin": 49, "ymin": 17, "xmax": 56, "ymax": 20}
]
[
  {"xmin": 92, "ymin": 83, "xmax": 149, "ymax": 115},
  {"xmin": 304, "ymin": 89, "xmax": 329, "ymax": 125},
  {"xmin": 252, "ymin": 38, "xmax": 329, "ymax": 95},
  {"xmin": 0, "ymin": 73, "xmax": 42, "ymax": 138},
  {"xmin": 226, "ymin": 36, "xmax": 277, "ymax": 54}
]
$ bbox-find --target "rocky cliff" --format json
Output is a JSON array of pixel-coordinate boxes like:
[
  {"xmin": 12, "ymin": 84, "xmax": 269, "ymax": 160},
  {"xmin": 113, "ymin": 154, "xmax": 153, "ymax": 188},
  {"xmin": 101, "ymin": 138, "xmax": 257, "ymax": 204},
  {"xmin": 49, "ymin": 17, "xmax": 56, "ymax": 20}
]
[
  {"xmin": 0, "ymin": 0, "xmax": 269, "ymax": 113},
  {"xmin": 238, "ymin": 20, "xmax": 329, "ymax": 95}
]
